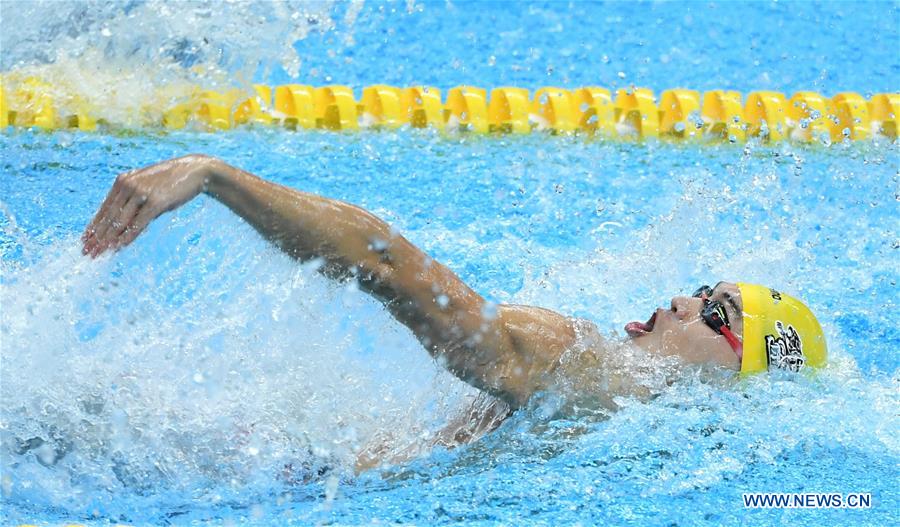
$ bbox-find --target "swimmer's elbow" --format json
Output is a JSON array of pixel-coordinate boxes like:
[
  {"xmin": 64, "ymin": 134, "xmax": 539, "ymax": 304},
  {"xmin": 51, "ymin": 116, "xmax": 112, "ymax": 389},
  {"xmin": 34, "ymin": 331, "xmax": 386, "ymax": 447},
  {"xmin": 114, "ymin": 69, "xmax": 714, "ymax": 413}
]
[{"xmin": 182, "ymin": 153, "xmax": 217, "ymax": 163}]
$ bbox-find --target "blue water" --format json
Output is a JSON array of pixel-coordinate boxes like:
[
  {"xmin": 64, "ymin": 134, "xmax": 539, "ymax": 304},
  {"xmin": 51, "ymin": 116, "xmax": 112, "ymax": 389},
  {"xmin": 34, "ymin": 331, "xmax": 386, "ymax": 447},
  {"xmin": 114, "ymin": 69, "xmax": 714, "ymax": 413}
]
[
  {"xmin": 283, "ymin": 0, "xmax": 900, "ymax": 94},
  {"xmin": 2, "ymin": 1, "xmax": 899, "ymax": 526}
]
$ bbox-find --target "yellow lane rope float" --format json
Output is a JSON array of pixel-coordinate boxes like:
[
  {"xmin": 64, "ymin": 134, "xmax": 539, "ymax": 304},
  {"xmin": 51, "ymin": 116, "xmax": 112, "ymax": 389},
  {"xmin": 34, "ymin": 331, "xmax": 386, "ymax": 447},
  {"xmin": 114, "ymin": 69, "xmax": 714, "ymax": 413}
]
[{"xmin": 0, "ymin": 77, "xmax": 897, "ymax": 142}]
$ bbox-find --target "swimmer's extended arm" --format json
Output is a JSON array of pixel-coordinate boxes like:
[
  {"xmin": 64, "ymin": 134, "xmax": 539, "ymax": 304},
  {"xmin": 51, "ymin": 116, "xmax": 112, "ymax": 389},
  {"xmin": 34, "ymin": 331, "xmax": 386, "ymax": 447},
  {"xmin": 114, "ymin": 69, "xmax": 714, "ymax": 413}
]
[
  {"xmin": 82, "ymin": 155, "xmax": 579, "ymax": 407},
  {"xmin": 355, "ymin": 394, "xmax": 511, "ymax": 472}
]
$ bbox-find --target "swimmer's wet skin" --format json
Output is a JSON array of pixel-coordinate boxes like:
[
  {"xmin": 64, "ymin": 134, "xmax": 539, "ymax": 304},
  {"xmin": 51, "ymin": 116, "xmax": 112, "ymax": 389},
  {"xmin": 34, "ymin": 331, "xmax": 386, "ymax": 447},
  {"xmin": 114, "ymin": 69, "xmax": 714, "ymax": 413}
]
[{"xmin": 81, "ymin": 154, "xmax": 827, "ymax": 467}]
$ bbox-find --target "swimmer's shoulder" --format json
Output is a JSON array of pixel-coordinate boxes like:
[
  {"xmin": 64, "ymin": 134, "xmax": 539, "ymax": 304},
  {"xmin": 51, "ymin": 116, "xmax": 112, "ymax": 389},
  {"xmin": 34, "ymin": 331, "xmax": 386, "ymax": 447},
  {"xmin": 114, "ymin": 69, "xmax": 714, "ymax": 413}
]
[
  {"xmin": 497, "ymin": 305, "xmax": 616, "ymax": 410},
  {"xmin": 498, "ymin": 304, "xmax": 607, "ymax": 376}
]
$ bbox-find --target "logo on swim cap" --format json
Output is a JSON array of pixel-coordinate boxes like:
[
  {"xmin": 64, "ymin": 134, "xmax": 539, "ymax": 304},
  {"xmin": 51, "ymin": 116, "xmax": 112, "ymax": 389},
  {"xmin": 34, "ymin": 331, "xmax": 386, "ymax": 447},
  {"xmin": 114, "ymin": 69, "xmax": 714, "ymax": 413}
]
[
  {"xmin": 764, "ymin": 321, "xmax": 805, "ymax": 372},
  {"xmin": 736, "ymin": 283, "xmax": 826, "ymax": 374}
]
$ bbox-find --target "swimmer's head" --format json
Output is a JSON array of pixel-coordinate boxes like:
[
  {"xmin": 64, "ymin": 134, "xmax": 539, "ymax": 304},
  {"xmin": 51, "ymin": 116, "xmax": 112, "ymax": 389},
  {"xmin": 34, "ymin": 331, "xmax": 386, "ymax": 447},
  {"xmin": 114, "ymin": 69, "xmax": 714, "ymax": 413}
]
[{"xmin": 625, "ymin": 281, "xmax": 826, "ymax": 373}]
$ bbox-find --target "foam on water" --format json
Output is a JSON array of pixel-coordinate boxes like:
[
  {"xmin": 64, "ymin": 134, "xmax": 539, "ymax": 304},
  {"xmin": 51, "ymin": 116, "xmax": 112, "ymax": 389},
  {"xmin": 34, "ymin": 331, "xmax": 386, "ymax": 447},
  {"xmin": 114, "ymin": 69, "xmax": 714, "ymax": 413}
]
[
  {"xmin": 3, "ymin": 1, "xmax": 898, "ymax": 128},
  {"xmin": 1, "ymin": 0, "xmax": 352, "ymax": 125},
  {"xmin": 1, "ymin": 129, "xmax": 897, "ymax": 524},
  {"xmin": 1, "ymin": 206, "xmax": 491, "ymax": 519},
  {"xmin": 2, "ymin": 0, "xmax": 899, "ymax": 522}
]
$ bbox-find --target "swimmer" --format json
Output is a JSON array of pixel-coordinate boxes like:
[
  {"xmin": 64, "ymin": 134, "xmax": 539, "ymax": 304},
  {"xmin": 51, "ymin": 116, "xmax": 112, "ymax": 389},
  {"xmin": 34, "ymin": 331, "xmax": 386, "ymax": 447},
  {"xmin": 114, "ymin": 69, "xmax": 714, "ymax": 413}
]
[{"xmin": 81, "ymin": 154, "xmax": 827, "ymax": 469}]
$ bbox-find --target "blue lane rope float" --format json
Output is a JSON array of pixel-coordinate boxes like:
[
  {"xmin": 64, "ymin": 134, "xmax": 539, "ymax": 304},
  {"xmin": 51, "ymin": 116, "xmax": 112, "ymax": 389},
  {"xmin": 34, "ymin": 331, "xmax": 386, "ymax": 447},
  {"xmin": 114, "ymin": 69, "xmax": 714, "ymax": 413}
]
[{"xmin": 1, "ymin": 77, "xmax": 897, "ymax": 142}]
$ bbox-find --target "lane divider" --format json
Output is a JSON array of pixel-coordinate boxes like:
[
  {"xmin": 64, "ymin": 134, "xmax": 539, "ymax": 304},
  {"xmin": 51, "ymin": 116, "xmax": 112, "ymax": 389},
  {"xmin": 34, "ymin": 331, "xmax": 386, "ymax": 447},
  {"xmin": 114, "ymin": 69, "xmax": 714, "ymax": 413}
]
[
  {"xmin": 870, "ymin": 93, "xmax": 899, "ymax": 138},
  {"xmin": 614, "ymin": 87, "xmax": 660, "ymax": 138},
  {"xmin": 401, "ymin": 86, "xmax": 443, "ymax": 129},
  {"xmin": 659, "ymin": 89, "xmax": 701, "ymax": 139},
  {"xmin": 0, "ymin": 77, "xmax": 897, "ymax": 142},
  {"xmin": 744, "ymin": 91, "xmax": 788, "ymax": 142},
  {"xmin": 572, "ymin": 87, "xmax": 615, "ymax": 136},
  {"xmin": 445, "ymin": 86, "xmax": 488, "ymax": 133},
  {"xmin": 488, "ymin": 87, "xmax": 530, "ymax": 134},
  {"xmin": 702, "ymin": 90, "xmax": 745, "ymax": 142}
]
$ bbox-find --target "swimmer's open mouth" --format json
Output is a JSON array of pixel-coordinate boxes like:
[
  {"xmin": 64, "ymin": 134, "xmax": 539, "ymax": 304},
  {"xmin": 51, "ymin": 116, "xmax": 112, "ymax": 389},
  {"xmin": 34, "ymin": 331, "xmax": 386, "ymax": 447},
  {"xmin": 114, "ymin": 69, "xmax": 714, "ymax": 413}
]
[{"xmin": 625, "ymin": 311, "xmax": 657, "ymax": 338}]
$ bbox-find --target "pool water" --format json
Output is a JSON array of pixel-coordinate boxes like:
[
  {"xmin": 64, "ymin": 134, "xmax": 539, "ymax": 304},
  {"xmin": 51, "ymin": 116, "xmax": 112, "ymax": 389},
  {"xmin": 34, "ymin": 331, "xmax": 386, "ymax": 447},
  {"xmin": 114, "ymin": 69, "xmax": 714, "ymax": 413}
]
[{"xmin": 2, "ymin": 1, "xmax": 899, "ymax": 526}]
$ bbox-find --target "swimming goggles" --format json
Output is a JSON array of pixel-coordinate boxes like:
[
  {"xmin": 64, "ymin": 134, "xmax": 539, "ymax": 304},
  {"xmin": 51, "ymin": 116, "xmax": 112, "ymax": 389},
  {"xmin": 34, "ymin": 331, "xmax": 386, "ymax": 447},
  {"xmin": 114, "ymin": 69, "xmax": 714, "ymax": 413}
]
[{"xmin": 692, "ymin": 285, "xmax": 743, "ymax": 359}]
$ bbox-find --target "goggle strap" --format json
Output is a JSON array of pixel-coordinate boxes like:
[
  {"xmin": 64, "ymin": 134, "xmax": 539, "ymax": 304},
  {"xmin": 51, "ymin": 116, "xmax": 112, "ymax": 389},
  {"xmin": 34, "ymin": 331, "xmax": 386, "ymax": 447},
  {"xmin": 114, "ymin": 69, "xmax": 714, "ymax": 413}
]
[{"xmin": 720, "ymin": 326, "xmax": 743, "ymax": 361}]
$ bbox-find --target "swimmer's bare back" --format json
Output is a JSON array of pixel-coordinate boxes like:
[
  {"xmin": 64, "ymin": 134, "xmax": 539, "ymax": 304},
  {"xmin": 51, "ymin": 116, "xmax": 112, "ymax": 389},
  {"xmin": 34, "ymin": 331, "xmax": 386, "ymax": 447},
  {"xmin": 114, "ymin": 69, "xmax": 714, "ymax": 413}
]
[{"xmin": 82, "ymin": 155, "xmax": 601, "ymax": 409}]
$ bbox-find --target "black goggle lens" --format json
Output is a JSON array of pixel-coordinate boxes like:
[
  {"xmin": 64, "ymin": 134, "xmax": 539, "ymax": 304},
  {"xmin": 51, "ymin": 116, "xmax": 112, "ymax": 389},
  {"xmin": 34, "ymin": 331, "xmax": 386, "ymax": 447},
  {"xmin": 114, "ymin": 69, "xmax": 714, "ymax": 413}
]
[
  {"xmin": 692, "ymin": 285, "xmax": 714, "ymax": 298},
  {"xmin": 692, "ymin": 284, "xmax": 731, "ymax": 335}
]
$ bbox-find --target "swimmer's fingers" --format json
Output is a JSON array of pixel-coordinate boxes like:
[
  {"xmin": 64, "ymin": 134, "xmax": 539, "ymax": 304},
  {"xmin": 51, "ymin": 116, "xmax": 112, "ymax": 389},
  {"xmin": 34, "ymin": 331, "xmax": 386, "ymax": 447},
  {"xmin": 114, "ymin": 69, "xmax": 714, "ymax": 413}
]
[
  {"xmin": 86, "ymin": 186, "xmax": 134, "ymax": 257},
  {"xmin": 82, "ymin": 185, "xmax": 123, "ymax": 246},
  {"xmin": 116, "ymin": 205, "xmax": 157, "ymax": 249},
  {"xmin": 104, "ymin": 193, "xmax": 146, "ymax": 252},
  {"xmin": 83, "ymin": 187, "xmax": 128, "ymax": 256},
  {"xmin": 85, "ymin": 176, "xmax": 148, "ymax": 256}
]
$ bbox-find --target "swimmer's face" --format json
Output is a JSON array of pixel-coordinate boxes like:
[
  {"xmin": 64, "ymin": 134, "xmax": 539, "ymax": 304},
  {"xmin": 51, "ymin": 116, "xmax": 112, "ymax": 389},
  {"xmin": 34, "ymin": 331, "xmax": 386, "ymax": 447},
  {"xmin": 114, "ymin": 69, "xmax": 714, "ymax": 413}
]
[{"xmin": 626, "ymin": 281, "xmax": 743, "ymax": 371}]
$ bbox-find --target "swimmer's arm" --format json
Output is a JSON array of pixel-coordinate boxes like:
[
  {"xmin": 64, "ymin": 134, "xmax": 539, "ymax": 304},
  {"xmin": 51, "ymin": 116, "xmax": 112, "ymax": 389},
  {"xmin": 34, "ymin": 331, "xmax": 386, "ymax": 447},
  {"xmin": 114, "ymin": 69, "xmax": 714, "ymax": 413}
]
[
  {"xmin": 202, "ymin": 159, "xmax": 579, "ymax": 407},
  {"xmin": 82, "ymin": 155, "xmax": 580, "ymax": 407},
  {"xmin": 355, "ymin": 395, "xmax": 511, "ymax": 472}
]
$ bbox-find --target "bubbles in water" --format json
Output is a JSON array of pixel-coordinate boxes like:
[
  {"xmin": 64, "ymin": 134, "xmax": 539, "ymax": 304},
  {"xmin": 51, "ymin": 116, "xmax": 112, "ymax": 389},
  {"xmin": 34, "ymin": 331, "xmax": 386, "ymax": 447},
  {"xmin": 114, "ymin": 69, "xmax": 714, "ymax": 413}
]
[
  {"xmin": 0, "ymin": 0, "xmax": 343, "ymax": 126},
  {"xmin": 480, "ymin": 302, "xmax": 498, "ymax": 320},
  {"xmin": 435, "ymin": 294, "xmax": 449, "ymax": 308},
  {"xmin": 2, "ymin": 115, "xmax": 898, "ymax": 524},
  {"xmin": 0, "ymin": 206, "xmax": 481, "ymax": 517}
]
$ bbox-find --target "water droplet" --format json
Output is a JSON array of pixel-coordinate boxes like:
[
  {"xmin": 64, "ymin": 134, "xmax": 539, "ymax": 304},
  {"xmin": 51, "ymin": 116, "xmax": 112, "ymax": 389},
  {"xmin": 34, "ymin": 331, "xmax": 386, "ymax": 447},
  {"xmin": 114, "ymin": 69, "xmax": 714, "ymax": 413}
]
[
  {"xmin": 617, "ymin": 71, "xmax": 626, "ymax": 79},
  {"xmin": 436, "ymin": 294, "xmax": 449, "ymax": 308},
  {"xmin": 369, "ymin": 237, "xmax": 388, "ymax": 252}
]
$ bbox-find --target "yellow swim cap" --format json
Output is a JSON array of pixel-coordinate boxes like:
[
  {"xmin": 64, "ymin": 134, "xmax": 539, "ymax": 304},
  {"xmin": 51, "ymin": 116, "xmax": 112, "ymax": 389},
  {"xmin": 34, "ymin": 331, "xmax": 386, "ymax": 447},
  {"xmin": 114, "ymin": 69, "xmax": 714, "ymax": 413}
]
[{"xmin": 736, "ymin": 283, "xmax": 827, "ymax": 374}]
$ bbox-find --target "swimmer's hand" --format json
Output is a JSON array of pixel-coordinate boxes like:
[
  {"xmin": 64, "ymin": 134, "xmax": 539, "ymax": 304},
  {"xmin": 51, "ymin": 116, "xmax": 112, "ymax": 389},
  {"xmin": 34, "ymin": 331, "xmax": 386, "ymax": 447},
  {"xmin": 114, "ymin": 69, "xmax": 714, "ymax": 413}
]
[
  {"xmin": 82, "ymin": 154, "xmax": 213, "ymax": 257},
  {"xmin": 82, "ymin": 154, "xmax": 587, "ymax": 408}
]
